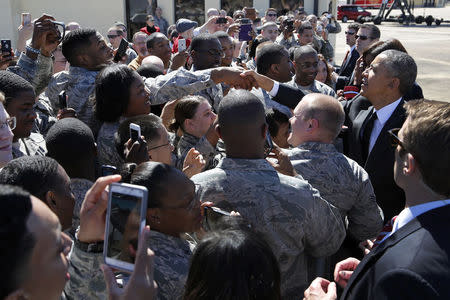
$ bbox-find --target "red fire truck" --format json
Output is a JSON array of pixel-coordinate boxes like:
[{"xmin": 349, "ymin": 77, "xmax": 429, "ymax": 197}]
[{"xmin": 351, "ymin": 0, "xmax": 395, "ymax": 9}]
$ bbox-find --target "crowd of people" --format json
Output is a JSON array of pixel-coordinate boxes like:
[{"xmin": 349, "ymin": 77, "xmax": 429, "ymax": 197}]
[{"xmin": 0, "ymin": 5, "xmax": 449, "ymax": 300}]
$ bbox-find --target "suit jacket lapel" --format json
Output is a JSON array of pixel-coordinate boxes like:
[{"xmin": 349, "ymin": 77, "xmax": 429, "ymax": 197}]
[
  {"xmin": 350, "ymin": 108, "xmax": 372, "ymax": 165},
  {"xmin": 341, "ymin": 216, "xmax": 422, "ymax": 299}
]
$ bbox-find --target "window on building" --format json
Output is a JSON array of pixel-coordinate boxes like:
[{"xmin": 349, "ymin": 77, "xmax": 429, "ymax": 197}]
[
  {"xmin": 221, "ymin": 0, "xmax": 253, "ymax": 17},
  {"xmin": 175, "ymin": 0, "xmax": 205, "ymax": 25},
  {"xmin": 126, "ymin": 0, "xmax": 158, "ymax": 37},
  {"xmin": 270, "ymin": 0, "xmax": 304, "ymax": 15}
]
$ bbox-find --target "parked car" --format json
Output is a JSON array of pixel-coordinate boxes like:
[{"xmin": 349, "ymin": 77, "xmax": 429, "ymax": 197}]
[{"xmin": 337, "ymin": 5, "xmax": 372, "ymax": 23}]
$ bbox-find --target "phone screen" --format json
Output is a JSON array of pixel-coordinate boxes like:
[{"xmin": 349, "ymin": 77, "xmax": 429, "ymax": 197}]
[
  {"xmin": 114, "ymin": 38, "xmax": 129, "ymax": 62},
  {"xmin": 105, "ymin": 191, "xmax": 143, "ymax": 269},
  {"xmin": 130, "ymin": 128, "xmax": 139, "ymax": 143},
  {"xmin": 239, "ymin": 24, "xmax": 253, "ymax": 41},
  {"xmin": 58, "ymin": 91, "xmax": 67, "ymax": 109},
  {"xmin": 178, "ymin": 39, "xmax": 187, "ymax": 52},
  {"xmin": 1, "ymin": 40, "xmax": 12, "ymax": 56}
]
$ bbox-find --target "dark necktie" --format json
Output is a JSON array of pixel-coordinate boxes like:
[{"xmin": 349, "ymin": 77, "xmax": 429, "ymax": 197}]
[{"xmin": 361, "ymin": 110, "xmax": 377, "ymax": 161}]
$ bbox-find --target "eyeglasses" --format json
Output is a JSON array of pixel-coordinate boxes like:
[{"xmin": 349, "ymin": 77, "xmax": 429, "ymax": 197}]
[
  {"xmin": 107, "ymin": 34, "xmax": 119, "ymax": 39},
  {"xmin": 0, "ymin": 117, "xmax": 16, "ymax": 130},
  {"xmin": 388, "ymin": 128, "xmax": 407, "ymax": 151},
  {"xmin": 196, "ymin": 49, "xmax": 226, "ymax": 58},
  {"xmin": 147, "ymin": 142, "xmax": 171, "ymax": 151},
  {"xmin": 355, "ymin": 34, "xmax": 371, "ymax": 41},
  {"xmin": 345, "ymin": 31, "xmax": 355, "ymax": 35}
]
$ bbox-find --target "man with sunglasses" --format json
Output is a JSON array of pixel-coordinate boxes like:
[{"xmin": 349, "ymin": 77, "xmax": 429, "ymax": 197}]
[
  {"xmin": 264, "ymin": 8, "xmax": 277, "ymax": 23},
  {"xmin": 355, "ymin": 24, "xmax": 380, "ymax": 56},
  {"xmin": 304, "ymin": 99, "xmax": 450, "ymax": 300},
  {"xmin": 334, "ymin": 23, "xmax": 360, "ymax": 91}
]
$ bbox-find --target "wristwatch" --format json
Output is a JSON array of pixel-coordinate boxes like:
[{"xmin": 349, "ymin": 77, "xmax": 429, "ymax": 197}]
[{"xmin": 74, "ymin": 228, "xmax": 104, "ymax": 253}]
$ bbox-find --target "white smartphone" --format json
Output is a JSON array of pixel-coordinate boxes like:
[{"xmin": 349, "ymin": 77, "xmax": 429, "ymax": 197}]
[
  {"xmin": 178, "ymin": 38, "xmax": 187, "ymax": 52},
  {"xmin": 129, "ymin": 123, "xmax": 141, "ymax": 143},
  {"xmin": 103, "ymin": 183, "xmax": 148, "ymax": 273},
  {"xmin": 22, "ymin": 13, "xmax": 31, "ymax": 26}
]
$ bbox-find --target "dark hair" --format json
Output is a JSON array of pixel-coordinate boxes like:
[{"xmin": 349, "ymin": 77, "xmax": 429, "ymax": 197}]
[
  {"xmin": 363, "ymin": 38, "xmax": 407, "ymax": 67},
  {"xmin": 184, "ymin": 229, "xmax": 281, "ymax": 300},
  {"xmin": 317, "ymin": 54, "xmax": 333, "ymax": 87},
  {"xmin": 45, "ymin": 118, "xmax": 96, "ymax": 179},
  {"xmin": 130, "ymin": 162, "xmax": 180, "ymax": 208},
  {"xmin": 256, "ymin": 44, "xmax": 287, "ymax": 75},
  {"xmin": 114, "ymin": 114, "xmax": 164, "ymax": 159},
  {"xmin": 0, "ymin": 185, "xmax": 35, "ymax": 299},
  {"xmin": 0, "ymin": 156, "xmax": 62, "ymax": 201},
  {"xmin": 146, "ymin": 32, "xmax": 167, "ymax": 49},
  {"xmin": 266, "ymin": 109, "xmax": 289, "ymax": 138},
  {"xmin": 0, "ymin": 71, "xmax": 34, "ymax": 107},
  {"xmin": 169, "ymin": 96, "xmax": 205, "ymax": 133},
  {"xmin": 298, "ymin": 23, "xmax": 313, "ymax": 34},
  {"xmin": 190, "ymin": 33, "xmax": 218, "ymax": 52},
  {"xmin": 136, "ymin": 64, "xmax": 164, "ymax": 78},
  {"xmin": 61, "ymin": 28, "xmax": 97, "ymax": 65},
  {"xmin": 94, "ymin": 64, "xmax": 137, "ymax": 122},
  {"xmin": 359, "ymin": 24, "xmax": 380, "ymax": 40},
  {"xmin": 347, "ymin": 23, "xmax": 360, "ymax": 32},
  {"xmin": 248, "ymin": 37, "xmax": 269, "ymax": 59}
]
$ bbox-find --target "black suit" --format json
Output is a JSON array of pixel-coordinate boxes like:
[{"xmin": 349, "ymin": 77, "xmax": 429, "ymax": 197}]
[
  {"xmin": 271, "ymin": 83, "xmax": 305, "ymax": 109},
  {"xmin": 341, "ymin": 204, "xmax": 450, "ymax": 300},
  {"xmin": 343, "ymin": 100, "xmax": 406, "ymax": 221},
  {"xmin": 336, "ymin": 48, "xmax": 359, "ymax": 90}
]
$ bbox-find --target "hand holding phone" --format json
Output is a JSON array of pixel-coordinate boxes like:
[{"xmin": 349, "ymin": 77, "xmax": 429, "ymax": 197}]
[
  {"xmin": 114, "ymin": 38, "xmax": 129, "ymax": 62},
  {"xmin": 58, "ymin": 90, "xmax": 67, "ymax": 109},
  {"xmin": 21, "ymin": 13, "xmax": 32, "ymax": 26},
  {"xmin": 104, "ymin": 183, "xmax": 148, "ymax": 272},
  {"xmin": 203, "ymin": 206, "xmax": 231, "ymax": 231},
  {"xmin": 178, "ymin": 38, "xmax": 187, "ymax": 52},
  {"xmin": 1, "ymin": 40, "xmax": 12, "ymax": 57},
  {"xmin": 129, "ymin": 123, "xmax": 141, "ymax": 143}
]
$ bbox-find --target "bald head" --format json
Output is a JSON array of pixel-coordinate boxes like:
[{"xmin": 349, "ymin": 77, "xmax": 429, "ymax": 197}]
[
  {"xmin": 141, "ymin": 55, "xmax": 165, "ymax": 71},
  {"xmin": 218, "ymin": 90, "xmax": 267, "ymax": 158},
  {"xmin": 289, "ymin": 94, "xmax": 344, "ymax": 146}
]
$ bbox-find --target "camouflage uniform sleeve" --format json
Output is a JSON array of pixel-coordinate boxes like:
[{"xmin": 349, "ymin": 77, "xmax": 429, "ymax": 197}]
[
  {"xmin": 303, "ymin": 185, "xmax": 346, "ymax": 257},
  {"xmin": 346, "ymin": 166, "xmax": 384, "ymax": 240},
  {"xmin": 8, "ymin": 53, "xmax": 53, "ymax": 95},
  {"xmin": 145, "ymin": 68, "xmax": 216, "ymax": 105},
  {"xmin": 64, "ymin": 240, "xmax": 107, "ymax": 300}
]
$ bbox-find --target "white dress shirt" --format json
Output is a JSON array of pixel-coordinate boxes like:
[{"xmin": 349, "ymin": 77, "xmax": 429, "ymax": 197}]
[
  {"xmin": 368, "ymin": 97, "xmax": 402, "ymax": 154},
  {"xmin": 382, "ymin": 199, "xmax": 450, "ymax": 242}
]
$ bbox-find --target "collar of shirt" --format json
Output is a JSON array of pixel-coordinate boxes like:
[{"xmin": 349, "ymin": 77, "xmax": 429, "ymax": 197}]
[
  {"xmin": 391, "ymin": 199, "xmax": 450, "ymax": 235},
  {"xmin": 349, "ymin": 44, "xmax": 356, "ymax": 52},
  {"xmin": 297, "ymin": 141, "xmax": 336, "ymax": 153},
  {"xmin": 217, "ymin": 157, "xmax": 277, "ymax": 173},
  {"xmin": 373, "ymin": 97, "xmax": 402, "ymax": 126}
]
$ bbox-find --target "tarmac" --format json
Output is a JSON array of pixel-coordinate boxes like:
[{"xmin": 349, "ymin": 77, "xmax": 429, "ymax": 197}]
[{"xmin": 334, "ymin": 3, "xmax": 450, "ymax": 101}]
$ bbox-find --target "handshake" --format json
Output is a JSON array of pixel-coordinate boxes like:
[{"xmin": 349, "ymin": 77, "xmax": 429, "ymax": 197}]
[{"xmin": 210, "ymin": 67, "xmax": 276, "ymax": 93}]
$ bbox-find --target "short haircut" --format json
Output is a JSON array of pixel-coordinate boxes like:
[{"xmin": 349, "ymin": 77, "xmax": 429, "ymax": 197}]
[
  {"xmin": 249, "ymin": 37, "xmax": 270, "ymax": 59},
  {"xmin": 379, "ymin": 50, "xmax": 417, "ymax": 95},
  {"xmin": 132, "ymin": 31, "xmax": 147, "ymax": 43},
  {"xmin": 136, "ymin": 64, "xmax": 164, "ymax": 78},
  {"xmin": 347, "ymin": 23, "xmax": 360, "ymax": 32},
  {"xmin": 45, "ymin": 118, "xmax": 96, "ymax": 179},
  {"xmin": 146, "ymin": 32, "xmax": 167, "ymax": 49},
  {"xmin": 213, "ymin": 31, "xmax": 231, "ymax": 40},
  {"xmin": 190, "ymin": 33, "xmax": 218, "ymax": 51},
  {"xmin": 266, "ymin": 109, "xmax": 289, "ymax": 137},
  {"xmin": 363, "ymin": 38, "xmax": 407, "ymax": 66},
  {"xmin": 261, "ymin": 22, "xmax": 278, "ymax": 30},
  {"xmin": 184, "ymin": 229, "xmax": 281, "ymax": 300},
  {"xmin": 293, "ymin": 45, "xmax": 317, "ymax": 62},
  {"xmin": 402, "ymin": 99, "xmax": 450, "ymax": 197},
  {"xmin": 130, "ymin": 161, "xmax": 182, "ymax": 208},
  {"xmin": 94, "ymin": 64, "xmax": 136, "ymax": 122},
  {"xmin": 298, "ymin": 22, "xmax": 313, "ymax": 34},
  {"xmin": 256, "ymin": 43, "xmax": 287, "ymax": 75},
  {"xmin": 0, "ymin": 156, "xmax": 62, "ymax": 201},
  {"xmin": 359, "ymin": 24, "xmax": 380, "ymax": 40},
  {"xmin": 114, "ymin": 114, "xmax": 164, "ymax": 159},
  {"xmin": 0, "ymin": 71, "xmax": 34, "ymax": 107},
  {"xmin": 266, "ymin": 8, "xmax": 277, "ymax": 14},
  {"xmin": 0, "ymin": 185, "xmax": 35, "ymax": 299},
  {"xmin": 61, "ymin": 28, "xmax": 97, "ymax": 65},
  {"xmin": 146, "ymin": 14, "xmax": 154, "ymax": 21},
  {"xmin": 169, "ymin": 95, "xmax": 206, "ymax": 132}
]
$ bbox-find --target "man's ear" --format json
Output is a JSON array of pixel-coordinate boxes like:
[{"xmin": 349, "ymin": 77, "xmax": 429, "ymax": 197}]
[
  {"xmin": 4, "ymin": 288, "xmax": 29, "ymax": 300},
  {"xmin": 76, "ymin": 54, "xmax": 89, "ymax": 67},
  {"xmin": 390, "ymin": 77, "xmax": 400, "ymax": 90},
  {"xmin": 45, "ymin": 191, "xmax": 58, "ymax": 211},
  {"xmin": 270, "ymin": 63, "xmax": 279, "ymax": 75},
  {"xmin": 310, "ymin": 118, "xmax": 319, "ymax": 130},
  {"xmin": 215, "ymin": 124, "xmax": 222, "ymax": 139},
  {"xmin": 403, "ymin": 153, "xmax": 417, "ymax": 176}
]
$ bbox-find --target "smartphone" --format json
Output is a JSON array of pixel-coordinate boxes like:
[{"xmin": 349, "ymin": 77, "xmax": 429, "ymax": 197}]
[
  {"xmin": 104, "ymin": 183, "xmax": 148, "ymax": 273},
  {"xmin": 1, "ymin": 40, "xmax": 12, "ymax": 56},
  {"xmin": 240, "ymin": 18, "xmax": 251, "ymax": 24},
  {"xmin": 114, "ymin": 38, "xmax": 129, "ymax": 62},
  {"xmin": 264, "ymin": 131, "xmax": 274, "ymax": 157},
  {"xmin": 216, "ymin": 17, "xmax": 227, "ymax": 24},
  {"xmin": 178, "ymin": 38, "xmax": 187, "ymax": 52},
  {"xmin": 58, "ymin": 90, "xmax": 67, "ymax": 109},
  {"xmin": 102, "ymin": 165, "xmax": 118, "ymax": 176},
  {"xmin": 239, "ymin": 24, "xmax": 253, "ymax": 41},
  {"xmin": 204, "ymin": 206, "xmax": 231, "ymax": 231},
  {"xmin": 129, "ymin": 123, "xmax": 141, "ymax": 143},
  {"xmin": 21, "ymin": 13, "xmax": 31, "ymax": 26}
]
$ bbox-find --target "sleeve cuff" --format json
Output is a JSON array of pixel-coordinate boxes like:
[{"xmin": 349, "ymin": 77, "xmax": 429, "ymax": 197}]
[{"xmin": 268, "ymin": 81, "xmax": 280, "ymax": 97}]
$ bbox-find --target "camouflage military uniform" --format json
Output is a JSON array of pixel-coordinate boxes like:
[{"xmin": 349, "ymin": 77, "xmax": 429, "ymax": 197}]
[
  {"xmin": 12, "ymin": 132, "xmax": 47, "ymax": 158},
  {"xmin": 191, "ymin": 158, "xmax": 345, "ymax": 299},
  {"xmin": 287, "ymin": 142, "xmax": 383, "ymax": 240},
  {"xmin": 288, "ymin": 78, "xmax": 336, "ymax": 98},
  {"xmin": 275, "ymin": 34, "xmax": 301, "ymax": 50},
  {"xmin": 70, "ymin": 178, "xmax": 94, "ymax": 234},
  {"xmin": 175, "ymin": 133, "xmax": 216, "ymax": 171},
  {"xmin": 33, "ymin": 94, "xmax": 57, "ymax": 137},
  {"xmin": 97, "ymin": 121, "xmax": 124, "ymax": 168}
]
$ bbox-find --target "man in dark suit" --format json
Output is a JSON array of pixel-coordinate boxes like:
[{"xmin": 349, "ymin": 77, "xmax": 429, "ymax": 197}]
[
  {"xmin": 303, "ymin": 99, "xmax": 450, "ymax": 300},
  {"xmin": 334, "ymin": 23, "xmax": 360, "ymax": 91},
  {"xmin": 343, "ymin": 50, "xmax": 417, "ymax": 222}
]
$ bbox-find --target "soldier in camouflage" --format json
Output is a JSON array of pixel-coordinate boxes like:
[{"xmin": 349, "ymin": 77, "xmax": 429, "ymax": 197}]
[{"xmin": 192, "ymin": 90, "xmax": 345, "ymax": 299}]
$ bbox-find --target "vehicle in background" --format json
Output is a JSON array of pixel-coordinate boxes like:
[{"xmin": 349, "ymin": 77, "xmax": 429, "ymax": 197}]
[
  {"xmin": 337, "ymin": 5, "xmax": 372, "ymax": 22},
  {"xmin": 352, "ymin": 0, "xmax": 395, "ymax": 9}
]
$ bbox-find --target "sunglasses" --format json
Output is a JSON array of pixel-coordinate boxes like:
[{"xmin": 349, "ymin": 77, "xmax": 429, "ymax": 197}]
[
  {"xmin": 107, "ymin": 34, "xmax": 120, "ymax": 39},
  {"xmin": 355, "ymin": 34, "xmax": 370, "ymax": 41},
  {"xmin": 147, "ymin": 142, "xmax": 171, "ymax": 151},
  {"xmin": 267, "ymin": 13, "xmax": 277, "ymax": 17},
  {"xmin": 345, "ymin": 31, "xmax": 355, "ymax": 35},
  {"xmin": 388, "ymin": 128, "xmax": 407, "ymax": 150}
]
